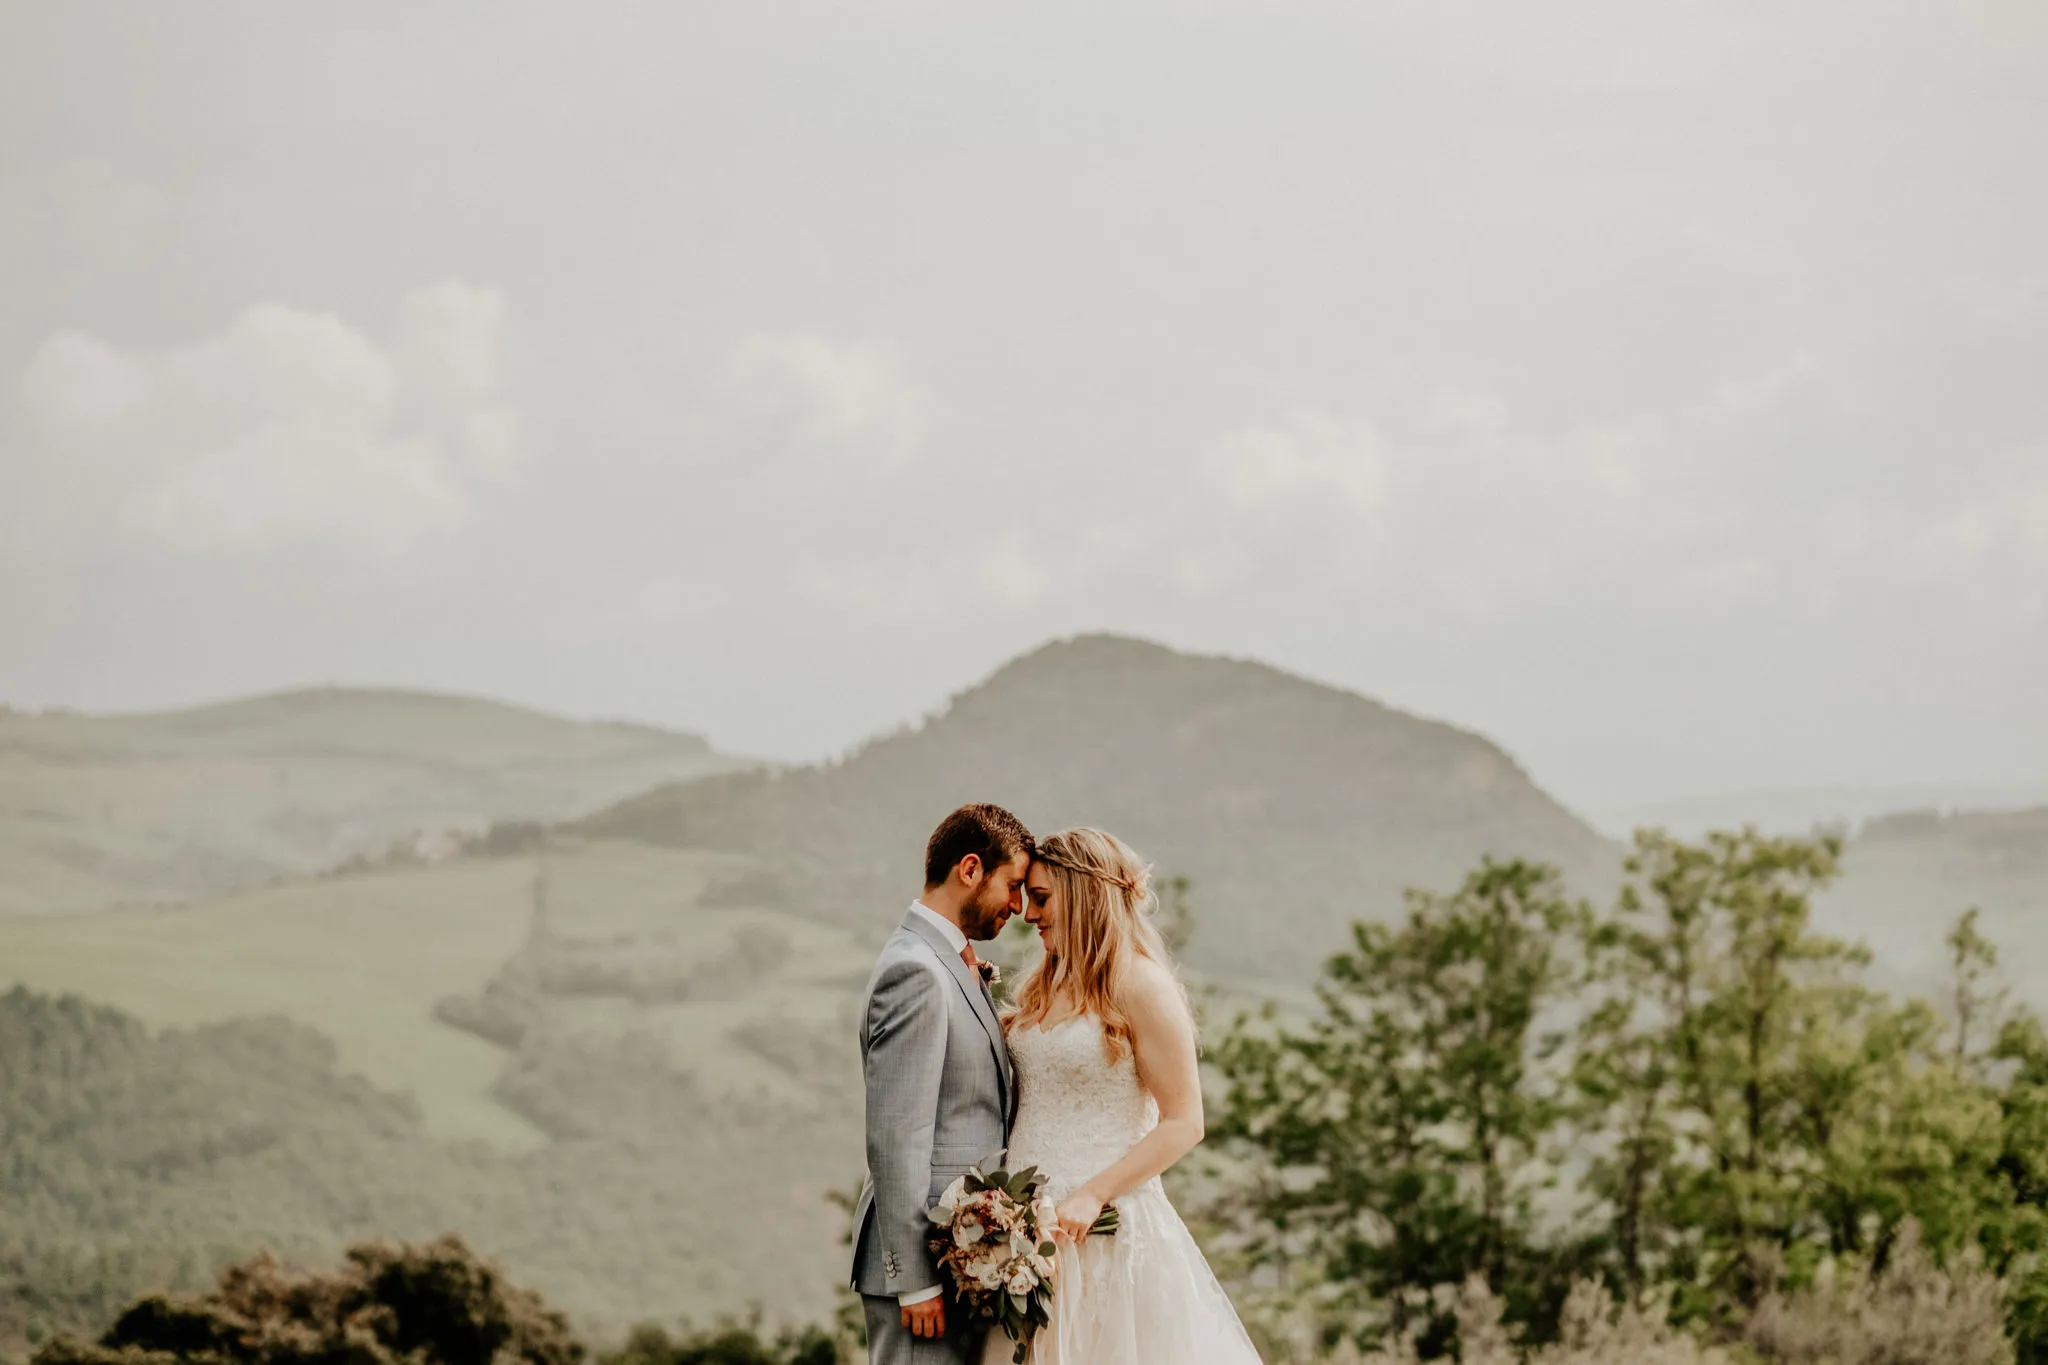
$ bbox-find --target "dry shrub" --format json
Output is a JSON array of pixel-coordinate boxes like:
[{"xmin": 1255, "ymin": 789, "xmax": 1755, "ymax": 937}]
[
  {"xmin": 30, "ymin": 1235, "xmax": 582, "ymax": 1365},
  {"xmin": 1743, "ymin": 1221, "xmax": 2011, "ymax": 1365},
  {"xmin": 1336, "ymin": 1277, "xmax": 1729, "ymax": 1365}
]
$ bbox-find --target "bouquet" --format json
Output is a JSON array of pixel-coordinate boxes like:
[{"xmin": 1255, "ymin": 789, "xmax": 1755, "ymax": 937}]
[{"xmin": 926, "ymin": 1163, "xmax": 1119, "ymax": 1363}]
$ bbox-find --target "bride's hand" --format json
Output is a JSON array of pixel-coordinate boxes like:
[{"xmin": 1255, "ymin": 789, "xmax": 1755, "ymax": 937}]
[{"xmin": 1055, "ymin": 1188, "xmax": 1106, "ymax": 1243}]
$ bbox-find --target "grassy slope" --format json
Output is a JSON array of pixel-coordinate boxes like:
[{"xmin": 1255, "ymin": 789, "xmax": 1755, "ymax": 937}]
[
  {"xmin": 0, "ymin": 687, "xmax": 740, "ymax": 917},
  {"xmin": 0, "ymin": 855, "xmax": 545, "ymax": 1148},
  {"xmin": 0, "ymin": 841, "xmax": 877, "ymax": 1149}
]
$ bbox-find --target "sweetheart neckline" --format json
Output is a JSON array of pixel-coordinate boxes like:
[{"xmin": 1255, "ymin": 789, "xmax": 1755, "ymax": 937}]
[{"xmin": 1013, "ymin": 1012, "xmax": 1099, "ymax": 1036}]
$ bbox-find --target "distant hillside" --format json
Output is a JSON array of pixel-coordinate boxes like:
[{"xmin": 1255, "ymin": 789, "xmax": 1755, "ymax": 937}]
[
  {"xmin": 0, "ymin": 687, "xmax": 741, "ymax": 917},
  {"xmin": 7, "ymin": 643, "xmax": 2040, "ymax": 1349},
  {"xmin": 582, "ymin": 635, "xmax": 1618, "ymax": 983},
  {"xmin": 1601, "ymin": 783, "xmax": 2048, "ymax": 842},
  {"xmin": 0, "ymin": 983, "xmax": 849, "ymax": 1355},
  {"xmin": 1820, "ymin": 805, "xmax": 2048, "ymax": 997}
]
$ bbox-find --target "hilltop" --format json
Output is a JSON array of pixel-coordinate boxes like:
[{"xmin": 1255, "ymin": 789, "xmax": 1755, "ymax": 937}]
[
  {"xmin": 583, "ymin": 634, "xmax": 1619, "ymax": 983},
  {"xmin": 0, "ymin": 686, "xmax": 741, "ymax": 916}
]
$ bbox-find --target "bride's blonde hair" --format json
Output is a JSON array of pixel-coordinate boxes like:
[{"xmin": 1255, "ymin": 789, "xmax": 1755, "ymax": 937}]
[{"xmin": 1008, "ymin": 827, "xmax": 1186, "ymax": 1062}]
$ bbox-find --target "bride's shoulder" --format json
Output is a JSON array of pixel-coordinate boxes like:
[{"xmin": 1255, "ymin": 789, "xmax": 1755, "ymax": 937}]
[{"xmin": 1119, "ymin": 954, "xmax": 1192, "ymax": 1023}]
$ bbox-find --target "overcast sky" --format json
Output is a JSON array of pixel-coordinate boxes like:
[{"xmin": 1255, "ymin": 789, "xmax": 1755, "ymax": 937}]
[{"xmin": 3, "ymin": 1, "xmax": 2045, "ymax": 827}]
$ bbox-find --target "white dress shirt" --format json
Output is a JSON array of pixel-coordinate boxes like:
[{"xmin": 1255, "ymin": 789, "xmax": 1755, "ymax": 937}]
[
  {"xmin": 908, "ymin": 899, "xmax": 968, "ymax": 956},
  {"xmin": 897, "ymin": 899, "xmax": 967, "ymax": 1307}
]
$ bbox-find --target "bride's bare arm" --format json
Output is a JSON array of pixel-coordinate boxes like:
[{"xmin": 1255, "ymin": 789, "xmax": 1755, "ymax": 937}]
[{"xmin": 1054, "ymin": 958, "xmax": 1204, "ymax": 1240}]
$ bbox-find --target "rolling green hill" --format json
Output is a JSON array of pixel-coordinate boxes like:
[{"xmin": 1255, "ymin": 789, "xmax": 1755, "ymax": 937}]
[
  {"xmin": 7, "ymin": 636, "xmax": 2045, "ymax": 1353},
  {"xmin": 0, "ymin": 982, "xmax": 853, "ymax": 1359},
  {"xmin": 0, "ymin": 687, "xmax": 741, "ymax": 918},
  {"xmin": 582, "ymin": 634, "xmax": 1622, "ymax": 985},
  {"xmin": 0, "ymin": 839, "xmax": 871, "ymax": 1148}
]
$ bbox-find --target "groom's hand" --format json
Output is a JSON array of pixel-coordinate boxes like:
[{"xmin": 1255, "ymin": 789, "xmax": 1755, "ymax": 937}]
[{"xmin": 902, "ymin": 1297, "xmax": 945, "ymax": 1339}]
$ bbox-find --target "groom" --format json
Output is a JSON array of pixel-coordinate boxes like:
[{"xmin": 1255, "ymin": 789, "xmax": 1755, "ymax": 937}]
[{"xmin": 851, "ymin": 802, "xmax": 1033, "ymax": 1364}]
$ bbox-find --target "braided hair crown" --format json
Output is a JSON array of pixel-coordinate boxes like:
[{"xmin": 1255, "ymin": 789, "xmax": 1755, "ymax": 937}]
[
  {"xmin": 1032, "ymin": 828, "xmax": 1152, "ymax": 906},
  {"xmin": 1032, "ymin": 843, "xmax": 1138, "ymax": 891}
]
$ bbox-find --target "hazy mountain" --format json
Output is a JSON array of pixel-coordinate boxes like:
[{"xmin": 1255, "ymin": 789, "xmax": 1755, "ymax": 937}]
[
  {"xmin": 1821, "ymin": 806, "xmax": 2048, "ymax": 999},
  {"xmin": 583, "ymin": 634, "xmax": 1619, "ymax": 984},
  {"xmin": 0, "ymin": 687, "xmax": 741, "ymax": 917},
  {"xmin": 1600, "ymin": 783, "xmax": 2048, "ymax": 842}
]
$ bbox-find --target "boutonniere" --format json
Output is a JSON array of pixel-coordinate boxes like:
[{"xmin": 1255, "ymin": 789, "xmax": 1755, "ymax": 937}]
[{"xmin": 977, "ymin": 960, "xmax": 1001, "ymax": 987}]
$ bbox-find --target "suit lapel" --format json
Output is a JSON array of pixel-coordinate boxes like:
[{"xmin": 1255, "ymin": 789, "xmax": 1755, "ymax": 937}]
[{"xmin": 900, "ymin": 911, "xmax": 1012, "ymax": 1107}]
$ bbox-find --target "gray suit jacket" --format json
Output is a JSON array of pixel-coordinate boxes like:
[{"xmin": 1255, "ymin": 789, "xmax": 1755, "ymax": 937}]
[{"xmin": 850, "ymin": 908, "xmax": 1013, "ymax": 1298}]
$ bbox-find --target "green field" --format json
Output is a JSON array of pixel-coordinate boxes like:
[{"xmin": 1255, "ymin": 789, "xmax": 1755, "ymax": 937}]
[{"xmin": 0, "ymin": 839, "xmax": 877, "ymax": 1150}]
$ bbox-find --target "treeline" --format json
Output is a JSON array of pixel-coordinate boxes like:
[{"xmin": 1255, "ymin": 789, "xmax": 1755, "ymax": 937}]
[
  {"xmin": 12, "ymin": 826, "xmax": 2043, "ymax": 1363},
  {"xmin": 1210, "ymin": 829, "xmax": 2045, "ymax": 1360},
  {"xmin": 0, "ymin": 989, "xmax": 852, "ymax": 1358},
  {"xmin": 24, "ymin": 1236, "xmax": 846, "ymax": 1365}
]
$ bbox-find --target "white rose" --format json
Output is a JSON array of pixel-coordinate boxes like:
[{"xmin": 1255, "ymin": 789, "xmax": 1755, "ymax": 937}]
[
  {"xmin": 929, "ymin": 1176, "xmax": 970, "ymax": 1225},
  {"xmin": 1007, "ymin": 1266, "xmax": 1037, "ymax": 1296}
]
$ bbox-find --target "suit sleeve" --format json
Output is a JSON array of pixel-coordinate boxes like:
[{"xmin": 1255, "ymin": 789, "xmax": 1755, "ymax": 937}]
[{"xmin": 865, "ymin": 954, "xmax": 950, "ymax": 1299}]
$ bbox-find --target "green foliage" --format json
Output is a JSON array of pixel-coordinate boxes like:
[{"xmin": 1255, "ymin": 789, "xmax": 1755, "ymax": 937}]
[
  {"xmin": 1215, "ymin": 829, "xmax": 2048, "ymax": 1357},
  {"xmin": 597, "ymin": 1320, "xmax": 840, "ymax": 1365},
  {"xmin": 0, "ymin": 985, "xmax": 854, "ymax": 1356},
  {"xmin": 28, "ymin": 1236, "xmax": 582, "ymax": 1365},
  {"xmin": 1742, "ymin": 1220, "xmax": 2012, "ymax": 1365},
  {"xmin": 1213, "ymin": 859, "xmax": 1584, "ymax": 1350},
  {"xmin": 1345, "ymin": 1277, "xmax": 1731, "ymax": 1365},
  {"xmin": 15, "ymin": 1238, "xmax": 849, "ymax": 1365},
  {"xmin": 1580, "ymin": 831, "xmax": 2012, "ymax": 1321},
  {"xmin": 1159, "ymin": 875, "xmax": 1197, "ymax": 957}
]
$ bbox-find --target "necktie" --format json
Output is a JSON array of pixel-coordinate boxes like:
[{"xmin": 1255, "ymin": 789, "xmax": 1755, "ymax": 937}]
[{"xmin": 961, "ymin": 944, "xmax": 992, "ymax": 999}]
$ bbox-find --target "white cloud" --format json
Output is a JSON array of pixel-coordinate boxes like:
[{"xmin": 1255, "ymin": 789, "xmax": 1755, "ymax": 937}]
[
  {"xmin": 727, "ymin": 335, "xmax": 928, "ymax": 474},
  {"xmin": 14, "ymin": 332, "xmax": 149, "ymax": 430},
  {"xmin": 3, "ymin": 284, "xmax": 518, "ymax": 556},
  {"xmin": 1112, "ymin": 340, "xmax": 2048, "ymax": 633},
  {"xmin": 399, "ymin": 281, "xmax": 508, "ymax": 408},
  {"xmin": 1204, "ymin": 412, "xmax": 1389, "ymax": 514}
]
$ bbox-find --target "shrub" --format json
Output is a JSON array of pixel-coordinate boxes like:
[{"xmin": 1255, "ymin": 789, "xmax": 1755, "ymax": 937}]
[
  {"xmin": 30, "ymin": 1235, "xmax": 582, "ymax": 1365},
  {"xmin": 596, "ymin": 1319, "xmax": 840, "ymax": 1365},
  {"xmin": 1339, "ymin": 1277, "xmax": 1730, "ymax": 1365},
  {"xmin": 1743, "ymin": 1221, "xmax": 2012, "ymax": 1365}
]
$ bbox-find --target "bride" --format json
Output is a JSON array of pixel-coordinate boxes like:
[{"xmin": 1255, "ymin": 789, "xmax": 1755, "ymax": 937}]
[{"xmin": 988, "ymin": 827, "xmax": 1264, "ymax": 1364}]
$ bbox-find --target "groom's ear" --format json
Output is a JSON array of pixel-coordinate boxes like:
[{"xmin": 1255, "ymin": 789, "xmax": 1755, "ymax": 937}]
[{"xmin": 955, "ymin": 852, "xmax": 985, "ymax": 886}]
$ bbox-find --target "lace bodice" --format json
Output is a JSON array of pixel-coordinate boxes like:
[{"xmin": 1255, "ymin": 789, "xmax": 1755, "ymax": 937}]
[
  {"xmin": 979, "ymin": 1017, "xmax": 1266, "ymax": 1365},
  {"xmin": 1005, "ymin": 1014, "xmax": 1163, "ymax": 1202}
]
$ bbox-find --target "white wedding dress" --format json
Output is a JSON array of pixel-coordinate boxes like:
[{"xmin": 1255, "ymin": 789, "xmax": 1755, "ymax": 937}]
[{"xmin": 985, "ymin": 1014, "xmax": 1264, "ymax": 1364}]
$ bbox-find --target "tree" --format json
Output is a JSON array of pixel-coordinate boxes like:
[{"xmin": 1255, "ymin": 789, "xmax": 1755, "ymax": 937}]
[
  {"xmin": 1572, "ymin": 831, "xmax": 2018, "ymax": 1328},
  {"xmin": 1949, "ymin": 909, "xmax": 2010, "ymax": 1073},
  {"xmin": 1568, "ymin": 831, "xmax": 1868, "ymax": 1313},
  {"xmin": 1214, "ymin": 859, "xmax": 1581, "ymax": 1352},
  {"xmin": 598, "ymin": 1320, "xmax": 839, "ymax": 1365},
  {"xmin": 31, "ymin": 1235, "xmax": 582, "ymax": 1365}
]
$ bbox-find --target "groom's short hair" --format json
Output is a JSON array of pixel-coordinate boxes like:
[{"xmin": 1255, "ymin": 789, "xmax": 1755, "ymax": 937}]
[{"xmin": 925, "ymin": 803, "xmax": 1034, "ymax": 889}]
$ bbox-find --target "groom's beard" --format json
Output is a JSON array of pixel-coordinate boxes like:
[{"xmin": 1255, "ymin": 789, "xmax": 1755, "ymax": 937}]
[{"xmin": 961, "ymin": 887, "xmax": 1008, "ymax": 940}]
